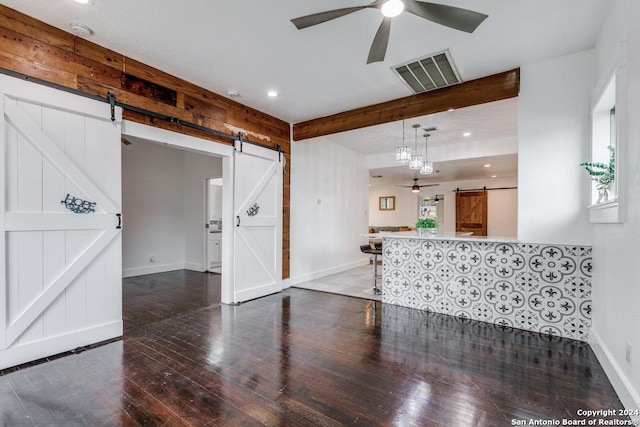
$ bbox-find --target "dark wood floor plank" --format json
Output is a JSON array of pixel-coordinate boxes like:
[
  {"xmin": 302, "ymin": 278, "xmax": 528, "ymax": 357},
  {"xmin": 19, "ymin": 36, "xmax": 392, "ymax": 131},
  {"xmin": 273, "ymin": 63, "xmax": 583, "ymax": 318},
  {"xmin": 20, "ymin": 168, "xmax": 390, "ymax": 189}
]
[{"xmin": 0, "ymin": 270, "xmax": 629, "ymax": 426}]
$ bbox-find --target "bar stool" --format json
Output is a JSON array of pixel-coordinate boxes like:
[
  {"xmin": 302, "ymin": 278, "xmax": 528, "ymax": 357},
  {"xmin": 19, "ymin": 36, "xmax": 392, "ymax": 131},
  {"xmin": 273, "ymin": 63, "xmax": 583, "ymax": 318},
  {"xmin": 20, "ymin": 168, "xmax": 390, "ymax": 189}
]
[{"xmin": 360, "ymin": 242, "xmax": 382, "ymax": 295}]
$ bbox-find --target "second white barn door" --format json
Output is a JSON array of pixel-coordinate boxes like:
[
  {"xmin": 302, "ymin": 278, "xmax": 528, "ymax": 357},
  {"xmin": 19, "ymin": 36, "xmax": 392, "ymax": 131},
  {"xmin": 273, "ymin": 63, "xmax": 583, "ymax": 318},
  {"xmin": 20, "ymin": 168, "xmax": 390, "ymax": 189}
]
[{"xmin": 232, "ymin": 141, "xmax": 282, "ymax": 303}]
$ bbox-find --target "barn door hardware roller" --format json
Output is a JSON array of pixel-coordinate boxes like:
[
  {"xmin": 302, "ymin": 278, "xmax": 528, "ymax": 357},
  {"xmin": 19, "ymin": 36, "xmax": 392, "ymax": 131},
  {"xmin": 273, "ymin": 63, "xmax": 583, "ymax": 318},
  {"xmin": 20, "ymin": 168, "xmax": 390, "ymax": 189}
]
[{"xmin": 107, "ymin": 91, "xmax": 116, "ymax": 122}]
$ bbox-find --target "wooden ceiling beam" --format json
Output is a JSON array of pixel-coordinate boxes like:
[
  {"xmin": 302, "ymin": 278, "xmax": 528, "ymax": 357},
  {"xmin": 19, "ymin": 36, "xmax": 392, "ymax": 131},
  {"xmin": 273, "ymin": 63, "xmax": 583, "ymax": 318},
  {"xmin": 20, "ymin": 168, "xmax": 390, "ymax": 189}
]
[{"xmin": 292, "ymin": 68, "xmax": 520, "ymax": 141}]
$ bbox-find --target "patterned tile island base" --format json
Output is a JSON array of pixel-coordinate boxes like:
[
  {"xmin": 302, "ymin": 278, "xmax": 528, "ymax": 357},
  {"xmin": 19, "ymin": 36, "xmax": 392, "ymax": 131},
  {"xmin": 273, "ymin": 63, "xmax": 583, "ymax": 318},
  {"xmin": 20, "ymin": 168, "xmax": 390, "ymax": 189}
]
[{"xmin": 382, "ymin": 237, "xmax": 592, "ymax": 341}]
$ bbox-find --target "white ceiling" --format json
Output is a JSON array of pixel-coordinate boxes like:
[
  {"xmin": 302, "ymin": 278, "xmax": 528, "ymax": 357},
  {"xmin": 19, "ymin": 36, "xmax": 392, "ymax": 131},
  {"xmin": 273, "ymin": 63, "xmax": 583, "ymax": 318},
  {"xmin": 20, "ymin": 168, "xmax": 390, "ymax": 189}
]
[
  {"xmin": 1, "ymin": 0, "xmax": 609, "ymax": 183},
  {"xmin": 323, "ymin": 97, "xmax": 518, "ymax": 155},
  {"xmin": 2, "ymin": 0, "xmax": 608, "ymax": 124},
  {"xmin": 370, "ymin": 153, "xmax": 518, "ymax": 186}
]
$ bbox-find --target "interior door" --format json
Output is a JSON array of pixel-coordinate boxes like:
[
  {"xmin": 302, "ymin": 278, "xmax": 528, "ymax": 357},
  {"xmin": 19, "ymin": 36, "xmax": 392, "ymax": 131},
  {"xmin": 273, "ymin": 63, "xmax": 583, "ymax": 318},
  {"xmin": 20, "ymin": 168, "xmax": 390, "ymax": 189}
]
[
  {"xmin": 0, "ymin": 75, "xmax": 122, "ymax": 370},
  {"xmin": 232, "ymin": 141, "xmax": 282, "ymax": 302},
  {"xmin": 456, "ymin": 190, "xmax": 488, "ymax": 236}
]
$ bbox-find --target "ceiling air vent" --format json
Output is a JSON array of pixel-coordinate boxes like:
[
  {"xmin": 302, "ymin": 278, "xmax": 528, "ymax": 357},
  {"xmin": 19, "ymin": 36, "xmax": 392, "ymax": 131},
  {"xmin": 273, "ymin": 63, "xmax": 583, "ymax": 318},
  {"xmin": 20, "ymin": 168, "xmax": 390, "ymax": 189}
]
[{"xmin": 393, "ymin": 50, "xmax": 462, "ymax": 94}]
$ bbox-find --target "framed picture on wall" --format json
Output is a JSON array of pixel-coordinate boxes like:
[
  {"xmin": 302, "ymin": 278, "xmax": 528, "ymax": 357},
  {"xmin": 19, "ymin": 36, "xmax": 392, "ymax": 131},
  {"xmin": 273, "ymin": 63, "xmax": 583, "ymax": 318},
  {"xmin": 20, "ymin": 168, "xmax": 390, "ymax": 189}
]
[{"xmin": 379, "ymin": 196, "xmax": 395, "ymax": 211}]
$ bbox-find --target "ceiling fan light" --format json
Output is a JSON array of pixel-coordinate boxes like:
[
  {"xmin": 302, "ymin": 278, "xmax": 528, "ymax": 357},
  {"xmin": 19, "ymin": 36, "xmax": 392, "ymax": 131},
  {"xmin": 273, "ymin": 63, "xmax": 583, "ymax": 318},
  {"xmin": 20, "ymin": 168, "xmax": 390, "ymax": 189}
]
[
  {"xmin": 396, "ymin": 145, "xmax": 411, "ymax": 163},
  {"xmin": 411, "ymin": 184, "xmax": 420, "ymax": 193},
  {"xmin": 381, "ymin": 0, "xmax": 404, "ymax": 18},
  {"xmin": 420, "ymin": 161, "xmax": 434, "ymax": 175}
]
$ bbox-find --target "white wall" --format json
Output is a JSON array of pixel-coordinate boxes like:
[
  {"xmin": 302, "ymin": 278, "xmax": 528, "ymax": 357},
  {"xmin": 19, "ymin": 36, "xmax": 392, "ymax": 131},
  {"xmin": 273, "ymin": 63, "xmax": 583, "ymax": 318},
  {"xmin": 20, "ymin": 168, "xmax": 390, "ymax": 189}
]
[
  {"xmin": 208, "ymin": 182, "xmax": 223, "ymax": 221},
  {"xmin": 184, "ymin": 151, "xmax": 223, "ymax": 271},
  {"xmin": 368, "ymin": 183, "xmax": 419, "ymax": 227},
  {"xmin": 518, "ymin": 50, "xmax": 594, "ymax": 245},
  {"xmin": 290, "ymin": 138, "xmax": 369, "ymax": 284},
  {"xmin": 589, "ymin": 0, "xmax": 640, "ymax": 414},
  {"xmin": 122, "ymin": 141, "xmax": 186, "ymax": 276},
  {"xmin": 122, "ymin": 140, "xmax": 222, "ymax": 277},
  {"xmin": 488, "ymin": 188, "xmax": 518, "ymax": 238}
]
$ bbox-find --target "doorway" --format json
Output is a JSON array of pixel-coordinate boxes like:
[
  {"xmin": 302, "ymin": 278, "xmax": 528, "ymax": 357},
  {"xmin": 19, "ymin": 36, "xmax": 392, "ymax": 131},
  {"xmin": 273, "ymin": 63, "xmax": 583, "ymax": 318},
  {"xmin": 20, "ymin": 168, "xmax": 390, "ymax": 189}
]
[
  {"xmin": 121, "ymin": 121, "xmax": 234, "ymax": 303},
  {"xmin": 455, "ymin": 190, "xmax": 488, "ymax": 236},
  {"xmin": 121, "ymin": 122, "xmax": 284, "ymax": 304},
  {"xmin": 206, "ymin": 177, "xmax": 223, "ymax": 274}
]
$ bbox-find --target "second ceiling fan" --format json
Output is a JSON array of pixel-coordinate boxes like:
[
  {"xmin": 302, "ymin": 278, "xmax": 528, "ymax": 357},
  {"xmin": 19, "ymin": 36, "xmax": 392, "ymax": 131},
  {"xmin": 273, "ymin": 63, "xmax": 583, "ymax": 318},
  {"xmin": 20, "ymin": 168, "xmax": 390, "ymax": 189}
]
[
  {"xmin": 397, "ymin": 178, "xmax": 439, "ymax": 193},
  {"xmin": 291, "ymin": 0, "xmax": 488, "ymax": 64}
]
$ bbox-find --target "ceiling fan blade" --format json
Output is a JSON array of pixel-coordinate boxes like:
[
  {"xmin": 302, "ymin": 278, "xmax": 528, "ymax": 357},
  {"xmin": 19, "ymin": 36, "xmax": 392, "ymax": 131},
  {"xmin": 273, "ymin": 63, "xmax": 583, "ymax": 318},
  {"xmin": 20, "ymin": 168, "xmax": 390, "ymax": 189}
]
[
  {"xmin": 406, "ymin": 1, "xmax": 488, "ymax": 33},
  {"xmin": 291, "ymin": 6, "xmax": 371, "ymax": 29},
  {"xmin": 418, "ymin": 183, "xmax": 439, "ymax": 188},
  {"xmin": 367, "ymin": 17, "xmax": 392, "ymax": 64}
]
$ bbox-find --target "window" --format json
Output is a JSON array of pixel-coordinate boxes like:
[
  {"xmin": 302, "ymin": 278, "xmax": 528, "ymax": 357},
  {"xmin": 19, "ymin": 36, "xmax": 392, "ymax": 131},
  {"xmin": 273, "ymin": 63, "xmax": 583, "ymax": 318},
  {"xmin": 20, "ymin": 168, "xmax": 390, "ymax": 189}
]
[
  {"xmin": 590, "ymin": 78, "xmax": 616, "ymax": 204},
  {"xmin": 588, "ymin": 61, "xmax": 626, "ymax": 223}
]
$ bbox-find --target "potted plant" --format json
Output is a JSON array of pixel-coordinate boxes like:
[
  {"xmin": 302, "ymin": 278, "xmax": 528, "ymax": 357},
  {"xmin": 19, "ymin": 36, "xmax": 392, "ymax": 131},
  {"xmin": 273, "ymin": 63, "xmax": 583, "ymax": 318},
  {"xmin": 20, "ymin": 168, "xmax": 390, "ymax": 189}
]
[
  {"xmin": 580, "ymin": 146, "xmax": 615, "ymax": 203},
  {"xmin": 416, "ymin": 217, "xmax": 438, "ymax": 236}
]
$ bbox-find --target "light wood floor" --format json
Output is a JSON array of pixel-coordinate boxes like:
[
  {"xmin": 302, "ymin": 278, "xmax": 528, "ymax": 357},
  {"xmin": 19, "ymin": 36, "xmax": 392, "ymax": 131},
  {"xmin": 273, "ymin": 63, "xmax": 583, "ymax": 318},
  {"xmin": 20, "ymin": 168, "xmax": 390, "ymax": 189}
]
[{"xmin": 293, "ymin": 264, "xmax": 382, "ymax": 301}]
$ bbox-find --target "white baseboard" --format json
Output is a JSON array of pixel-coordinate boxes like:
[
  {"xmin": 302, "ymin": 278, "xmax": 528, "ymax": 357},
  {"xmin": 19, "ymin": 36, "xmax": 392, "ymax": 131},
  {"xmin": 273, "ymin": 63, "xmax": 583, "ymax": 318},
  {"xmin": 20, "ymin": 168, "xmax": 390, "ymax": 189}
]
[
  {"xmin": 590, "ymin": 327, "xmax": 640, "ymax": 420},
  {"xmin": 282, "ymin": 278, "xmax": 291, "ymax": 289},
  {"xmin": 289, "ymin": 258, "xmax": 369, "ymax": 286},
  {"xmin": 184, "ymin": 262, "xmax": 205, "ymax": 272},
  {"xmin": 0, "ymin": 321, "xmax": 122, "ymax": 370},
  {"xmin": 122, "ymin": 263, "xmax": 186, "ymax": 278}
]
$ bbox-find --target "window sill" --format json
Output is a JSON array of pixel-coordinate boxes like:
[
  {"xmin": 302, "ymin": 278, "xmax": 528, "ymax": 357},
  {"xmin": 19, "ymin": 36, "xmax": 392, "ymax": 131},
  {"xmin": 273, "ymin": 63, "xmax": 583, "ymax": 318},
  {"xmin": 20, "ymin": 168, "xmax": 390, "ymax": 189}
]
[{"xmin": 588, "ymin": 199, "xmax": 622, "ymax": 223}]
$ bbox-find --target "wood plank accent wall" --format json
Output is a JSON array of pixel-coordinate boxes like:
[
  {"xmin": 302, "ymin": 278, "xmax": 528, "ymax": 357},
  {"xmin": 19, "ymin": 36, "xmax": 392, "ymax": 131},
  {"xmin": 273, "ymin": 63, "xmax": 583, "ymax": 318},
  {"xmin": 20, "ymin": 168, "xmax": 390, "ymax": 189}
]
[
  {"xmin": 0, "ymin": 5, "xmax": 291, "ymax": 278},
  {"xmin": 292, "ymin": 69, "xmax": 520, "ymax": 141}
]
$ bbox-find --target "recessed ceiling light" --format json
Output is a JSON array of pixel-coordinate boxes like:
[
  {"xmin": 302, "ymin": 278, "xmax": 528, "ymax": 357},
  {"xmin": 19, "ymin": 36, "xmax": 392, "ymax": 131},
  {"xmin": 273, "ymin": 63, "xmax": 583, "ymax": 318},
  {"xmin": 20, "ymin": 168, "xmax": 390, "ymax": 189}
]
[
  {"xmin": 74, "ymin": 0, "xmax": 94, "ymax": 5},
  {"xmin": 484, "ymin": 164, "xmax": 491, "ymax": 168},
  {"xmin": 491, "ymin": 175, "xmax": 497, "ymax": 178},
  {"xmin": 267, "ymin": 90, "xmax": 278, "ymax": 98},
  {"xmin": 463, "ymin": 132, "xmax": 471, "ymax": 137}
]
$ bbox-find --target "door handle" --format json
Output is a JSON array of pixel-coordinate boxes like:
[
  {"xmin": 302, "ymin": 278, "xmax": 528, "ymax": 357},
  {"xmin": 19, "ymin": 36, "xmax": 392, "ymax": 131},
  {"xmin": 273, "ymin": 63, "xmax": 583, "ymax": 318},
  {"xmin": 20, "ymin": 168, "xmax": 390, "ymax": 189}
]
[
  {"xmin": 236, "ymin": 215, "xmax": 240, "ymax": 227},
  {"xmin": 116, "ymin": 213, "xmax": 122, "ymax": 229}
]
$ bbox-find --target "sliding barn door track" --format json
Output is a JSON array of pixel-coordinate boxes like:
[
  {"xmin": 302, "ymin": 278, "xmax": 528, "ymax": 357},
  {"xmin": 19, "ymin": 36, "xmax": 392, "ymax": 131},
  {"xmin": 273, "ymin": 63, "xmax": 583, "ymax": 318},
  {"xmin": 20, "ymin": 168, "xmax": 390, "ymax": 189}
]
[{"xmin": 0, "ymin": 67, "xmax": 281, "ymax": 153}]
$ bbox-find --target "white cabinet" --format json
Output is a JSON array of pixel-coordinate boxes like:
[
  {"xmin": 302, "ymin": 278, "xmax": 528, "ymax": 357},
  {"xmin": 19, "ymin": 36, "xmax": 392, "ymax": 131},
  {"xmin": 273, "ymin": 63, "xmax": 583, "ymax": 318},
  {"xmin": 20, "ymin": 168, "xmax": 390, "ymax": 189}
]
[{"xmin": 208, "ymin": 231, "xmax": 222, "ymax": 269}]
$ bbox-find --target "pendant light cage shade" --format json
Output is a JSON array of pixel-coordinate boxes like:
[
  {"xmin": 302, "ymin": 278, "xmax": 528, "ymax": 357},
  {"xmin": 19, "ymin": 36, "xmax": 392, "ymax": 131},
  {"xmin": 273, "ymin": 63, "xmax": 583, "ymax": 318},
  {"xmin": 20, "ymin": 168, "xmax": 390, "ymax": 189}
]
[
  {"xmin": 395, "ymin": 120, "xmax": 411, "ymax": 163},
  {"xmin": 409, "ymin": 154, "xmax": 423, "ymax": 170},
  {"xmin": 420, "ymin": 131, "xmax": 433, "ymax": 175},
  {"xmin": 420, "ymin": 161, "xmax": 434, "ymax": 175},
  {"xmin": 396, "ymin": 145, "xmax": 411, "ymax": 163}
]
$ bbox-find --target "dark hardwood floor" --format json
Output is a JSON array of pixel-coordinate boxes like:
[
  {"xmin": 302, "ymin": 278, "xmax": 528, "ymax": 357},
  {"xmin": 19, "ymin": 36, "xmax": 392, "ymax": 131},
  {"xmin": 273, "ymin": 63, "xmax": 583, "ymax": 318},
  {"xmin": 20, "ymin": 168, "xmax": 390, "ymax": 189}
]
[{"xmin": 0, "ymin": 270, "xmax": 628, "ymax": 426}]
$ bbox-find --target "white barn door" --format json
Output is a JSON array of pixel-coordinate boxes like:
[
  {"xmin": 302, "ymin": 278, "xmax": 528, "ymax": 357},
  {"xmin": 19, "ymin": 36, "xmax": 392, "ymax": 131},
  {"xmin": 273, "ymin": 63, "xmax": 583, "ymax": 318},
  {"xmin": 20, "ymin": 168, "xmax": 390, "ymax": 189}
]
[
  {"xmin": 0, "ymin": 75, "xmax": 122, "ymax": 369},
  {"xmin": 233, "ymin": 141, "xmax": 282, "ymax": 302}
]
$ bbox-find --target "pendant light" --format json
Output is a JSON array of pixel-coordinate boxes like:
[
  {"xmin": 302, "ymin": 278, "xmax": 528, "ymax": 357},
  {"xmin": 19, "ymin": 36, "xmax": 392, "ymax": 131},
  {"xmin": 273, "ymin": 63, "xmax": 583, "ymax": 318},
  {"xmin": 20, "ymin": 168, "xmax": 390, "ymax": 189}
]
[
  {"xmin": 420, "ymin": 132, "xmax": 434, "ymax": 175},
  {"xmin": 409, "ymin": 124, "xmax": 423, "ymax": 170},
  {"xmin": 395, "ymin": 120, "xmax": 411, "ymax": 163}
]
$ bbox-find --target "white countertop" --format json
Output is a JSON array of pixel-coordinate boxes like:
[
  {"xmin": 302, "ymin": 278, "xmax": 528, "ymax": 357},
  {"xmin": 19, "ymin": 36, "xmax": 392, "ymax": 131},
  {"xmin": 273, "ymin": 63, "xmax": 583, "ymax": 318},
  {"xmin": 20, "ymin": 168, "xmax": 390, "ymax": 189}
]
[{"xmin": 363, "ymin": 230, "xmax": 519, "ymax": 244}]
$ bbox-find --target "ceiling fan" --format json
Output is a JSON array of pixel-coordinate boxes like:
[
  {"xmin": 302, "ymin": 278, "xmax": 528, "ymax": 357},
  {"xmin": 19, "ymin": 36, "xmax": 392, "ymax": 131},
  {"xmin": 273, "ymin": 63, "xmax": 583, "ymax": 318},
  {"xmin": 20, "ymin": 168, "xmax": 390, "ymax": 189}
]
[
  {"xmin": 396, "ymin": 178, "xmax": 439, "ymax": 193},
  {"xmin": 290, "ymin": 0, "xmax": 488, "ymax": 64}
]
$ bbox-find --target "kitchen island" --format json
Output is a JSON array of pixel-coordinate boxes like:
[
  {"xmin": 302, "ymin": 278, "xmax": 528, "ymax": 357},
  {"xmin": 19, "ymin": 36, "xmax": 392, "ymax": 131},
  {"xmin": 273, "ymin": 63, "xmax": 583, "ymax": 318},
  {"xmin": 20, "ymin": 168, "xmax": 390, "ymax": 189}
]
[{"xmin": 381, "ymin": 232, "xmax": 592, "ymax": 341}]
